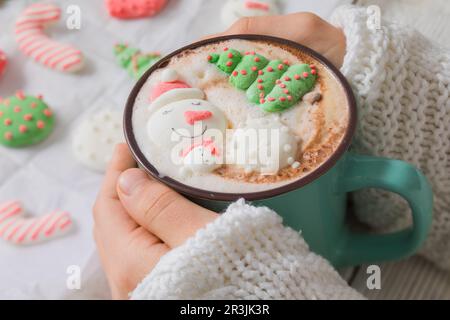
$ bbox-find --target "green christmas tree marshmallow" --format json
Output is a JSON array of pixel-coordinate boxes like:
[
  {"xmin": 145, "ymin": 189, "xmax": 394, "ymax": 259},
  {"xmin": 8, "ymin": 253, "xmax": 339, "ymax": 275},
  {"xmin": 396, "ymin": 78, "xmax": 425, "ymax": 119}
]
[
  {"xmin": 0, "ymin": 91, "xmax": 55, "ymax": 148},
  {"xmin": 114, "ymin": 43, "xmax": 161, "ymax": 80},
  {"xmin": 208, "ymin": 48, "xmax": 317, "ymax": 113}
]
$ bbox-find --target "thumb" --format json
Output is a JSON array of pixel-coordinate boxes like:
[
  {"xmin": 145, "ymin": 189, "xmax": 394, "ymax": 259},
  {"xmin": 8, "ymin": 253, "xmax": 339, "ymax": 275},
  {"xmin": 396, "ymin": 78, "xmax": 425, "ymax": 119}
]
[{"xmin": 117, "ymin": 168, "xmax": 218, "ymax": 248}]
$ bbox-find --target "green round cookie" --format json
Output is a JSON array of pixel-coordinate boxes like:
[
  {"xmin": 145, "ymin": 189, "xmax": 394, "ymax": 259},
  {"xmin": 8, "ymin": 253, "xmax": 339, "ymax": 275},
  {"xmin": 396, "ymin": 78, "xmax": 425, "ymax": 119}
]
[{"xmin": 0, "ymin": 91, "xmax": 54, "ymax": 148}]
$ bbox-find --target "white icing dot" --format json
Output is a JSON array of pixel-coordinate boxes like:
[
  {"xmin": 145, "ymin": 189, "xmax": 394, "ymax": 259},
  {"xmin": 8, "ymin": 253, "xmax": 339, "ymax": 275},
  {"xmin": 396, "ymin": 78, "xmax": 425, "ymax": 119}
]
[
  {"xmin": 283, "ymin": 144, "xmax": 292, "ymax": 152},
  {"xmin": 292, "ymin": 161, "xmax": 300, "ymax": 169},
  {"xmin": 287, "ymin": 157, "xmax": 295, "ymax": 165},
  {"xmin": 161, "ymin": 68, "xmax": 178, "ymax": 82}
]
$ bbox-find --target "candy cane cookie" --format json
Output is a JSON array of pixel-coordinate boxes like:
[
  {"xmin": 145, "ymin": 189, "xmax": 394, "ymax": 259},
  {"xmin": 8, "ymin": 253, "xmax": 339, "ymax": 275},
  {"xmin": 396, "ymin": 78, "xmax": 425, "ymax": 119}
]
[
  {"xmin": 0, "ymin": 200, "xmax": 73, "ymax": 245},
  {"xmin": 15, "ymin": 3, "xmax": 84, "ymax": 73}
]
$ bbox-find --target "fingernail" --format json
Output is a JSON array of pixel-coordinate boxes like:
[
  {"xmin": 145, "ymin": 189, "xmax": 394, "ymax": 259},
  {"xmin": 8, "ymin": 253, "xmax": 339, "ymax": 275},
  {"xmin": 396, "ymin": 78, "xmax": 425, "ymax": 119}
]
[{"xmin": 118, "ymin": 169, "xmax": 148, "ymax": 195}]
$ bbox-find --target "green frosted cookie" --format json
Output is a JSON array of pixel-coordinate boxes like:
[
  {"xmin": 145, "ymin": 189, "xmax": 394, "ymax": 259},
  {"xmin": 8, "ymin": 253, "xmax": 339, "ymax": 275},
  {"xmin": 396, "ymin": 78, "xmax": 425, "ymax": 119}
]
[
  {"xmin": 208, "ymin": 47, "xmax": 318, "ymax": 113},
  {"xmin": 246, "ymin": 59, "xmax": 286, "ymax": 104},
  {"xmin": 0, "ymin": 91, "xmax": 55, "ymax": 148},
  {"xmin": 114, "ymin": 43, "xmax": 161, "ymax": 80},
  {"xmin": 261, "ymin": 64, "xmax": 317, "ymax": 112}
]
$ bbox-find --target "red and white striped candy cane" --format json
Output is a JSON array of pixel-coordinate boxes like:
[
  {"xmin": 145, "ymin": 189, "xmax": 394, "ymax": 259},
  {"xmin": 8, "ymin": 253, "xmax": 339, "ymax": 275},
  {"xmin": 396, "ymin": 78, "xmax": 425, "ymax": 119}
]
[
  {"xmin": 0, "ymin": 200, "xmax": 73, "ymax": 245},
  {"xmin": 15, "ymin": 3, "xmax": 84, "ymax": 73}
]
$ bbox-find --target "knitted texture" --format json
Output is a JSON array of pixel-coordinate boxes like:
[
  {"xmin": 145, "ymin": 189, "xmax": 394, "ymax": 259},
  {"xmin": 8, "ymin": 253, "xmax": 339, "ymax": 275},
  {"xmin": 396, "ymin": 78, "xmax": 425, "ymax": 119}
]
[
  {"xmin": 131, "ymin": 199, "xmax": 364, "ymax": 300},
  {"xmin": 332, "ymin": 6, "xmax": 450, "ymax": 269}
]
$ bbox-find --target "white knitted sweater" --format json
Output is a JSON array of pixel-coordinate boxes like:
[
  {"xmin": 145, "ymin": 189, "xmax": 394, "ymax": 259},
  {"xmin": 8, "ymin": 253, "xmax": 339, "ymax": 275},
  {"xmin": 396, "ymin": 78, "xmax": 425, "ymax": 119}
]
[
  {"xmin": 132, "ymin": 4, "xmax": 450, "ymax": 299},
  {"xmin": 131, "ymin": 200, "xmax": 363, "ymax": 300},
  {"xmin": 332, "ymin": 4, "xmax": 450, "ymax": 269}
]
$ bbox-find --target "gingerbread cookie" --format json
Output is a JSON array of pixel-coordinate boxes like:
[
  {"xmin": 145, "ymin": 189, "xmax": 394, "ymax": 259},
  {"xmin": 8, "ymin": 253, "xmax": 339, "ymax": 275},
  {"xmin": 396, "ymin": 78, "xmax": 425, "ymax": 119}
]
[
  {"xmin": 72, "ymin": 109, "xmax": 124, "ymax": 172},
  {"xmin": 105, "ymin": 0, "xmax": 167, "ymax": 19},
  {"xmin": 0, "ymin": 91, "xmax": 55, "ymax": 148},
  {"xmin": 0, "ymin": 50, "xmax": 7, "ymax": 78},
  {"xmin": 0, "ymin": 200, "xmax": 73, "ymax": 245},
  {"xmin": 15, "ymin": 3, "xmax": 84, "ymax": 73}
]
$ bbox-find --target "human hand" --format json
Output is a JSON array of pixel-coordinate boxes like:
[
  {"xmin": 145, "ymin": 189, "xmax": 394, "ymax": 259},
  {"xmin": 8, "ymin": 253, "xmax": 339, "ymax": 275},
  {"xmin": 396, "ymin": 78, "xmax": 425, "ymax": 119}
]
[
  {"xmin": 93, "ymin": 144, "xmax": 218, "ymax": 299},
  {"xmin": 210, "ymin": 12, "xmax": 346, "ymax": 69}
]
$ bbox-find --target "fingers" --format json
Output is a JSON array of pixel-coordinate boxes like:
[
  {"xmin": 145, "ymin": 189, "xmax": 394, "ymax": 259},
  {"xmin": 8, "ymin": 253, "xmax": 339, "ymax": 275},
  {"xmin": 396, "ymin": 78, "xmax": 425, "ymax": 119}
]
[
  {"xmin": 93, "ymin": 144, "xmax": 138, "ymax": 240},
  {"xmin": 99, "ymin": 143, "xmax": 137, "ymax": 200},
  {"xmin": 117, "ymin": 168, "xmax": 218, "ymax": 248},
  {"xmin": 203, "ymin": 13, "xmax": 345, "ymax": 67},
  {"xmin": 223, "ymin": 13, "xmax": 321, "ymax": 42}
]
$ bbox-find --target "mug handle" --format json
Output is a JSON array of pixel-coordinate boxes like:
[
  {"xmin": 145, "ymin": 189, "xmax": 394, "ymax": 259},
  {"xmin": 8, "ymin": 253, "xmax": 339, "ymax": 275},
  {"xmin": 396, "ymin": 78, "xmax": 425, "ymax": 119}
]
[{"xmin": 336, "ymin": 153, "xmax": 433, "ymax": 267}]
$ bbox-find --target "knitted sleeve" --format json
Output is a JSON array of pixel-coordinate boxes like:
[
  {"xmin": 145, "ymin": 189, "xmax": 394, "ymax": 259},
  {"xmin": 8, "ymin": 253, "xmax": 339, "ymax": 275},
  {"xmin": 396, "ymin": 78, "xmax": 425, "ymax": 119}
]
[
  {"xmin": 130, "ymin": 199, "xmax": 364, "ymax": 300},
  {"xmin": 331, "ymin": 6, "xmax": 450, "ymax": 269}
]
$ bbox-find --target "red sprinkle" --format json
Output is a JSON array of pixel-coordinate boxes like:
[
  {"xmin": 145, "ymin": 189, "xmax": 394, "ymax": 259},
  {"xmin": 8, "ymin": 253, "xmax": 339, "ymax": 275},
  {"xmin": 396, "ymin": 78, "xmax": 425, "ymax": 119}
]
[
  {"xmin": 23, "ymin": 114, "xmax": 33, "ymax": 121},
  {"xmin": 37, "ymin": 95, "xmax": 43, "ymax": 100},
  {"xmin": 276, "ymin": 79, "xmax": 281, "ymax": 84},
  {"xmin": 303, "ymin": 72, "xmax": 309, "ymax": 78},
  {"xmin": 37, "ymin": 120, "xmax": 45, "ymax": 129},
  {"xmin": 280, "ymin": 84, "xmax": 286, "ymax": 88},
  {"xmin": 241, "ymin": 70, "xmax": 247, "ymax": 75},
  {"xmin": 223, "ymin": 47, "xmax": 229, "ymax": 51},
  {"xmin": 311, "ymin": 69, "xmax": 317, "ymax": 75},
  {"xmin": 257, "ymin": 79, "xmax": 263, "ymax": 83},
  {"xmin": 14, "ymin": 106, "xmax": 21, "ymax": 113},
  {"xmin": 254, "ymin": 57, "xmax": 260, "ymax": 62},
  {"xmin": 258, "ymin": 70, "xmax": 264, "ymax": 75},
  {"xmin": 250, "ymin": 51, "xmax": 255, "ymax": 55},
  {"xmin": 283, "ymin": 60, "xmax": 290, "ymax": 65},
  {"xmin": 0, "ymin": 111, "xmax": 2, "ymax": 117},
  {"xmin": 294, "ymin": 74, "xmax": 301, "ymax": 80},
  {"xmin": 259, "ymin": 93, "xmax": 265, "ymax": 98},
  {"xmin": 279, "ymin": 97, "xmax": 286, "ymax": 102},
  {"xmin": 310, "ymin": 64, "xmax": 316, "ymax": 69},
  {"xmin": 232, "ymin": 71, "xmax": 238, "ymax": 76},
  {"xmin": 284, "ymin": 76, "xmax": 291, "ymax": 81},
  {"xmin": 284, "ymin": 89, "xmax": 290, "ymax": 94},
  {"xmin": 228, "ymin": 53, "xmax": 233, "ymax": 58},
  {"xmin": 278, "ymin": 64, "xmax": 284, "ymax": 70},
  {"xmin": 16, "ymin": 91, "xmax": 25, "ymax": 100},
  {"xmin": 4, "ymin": 132, "xmax": 12, "ymax": 140},
  {"xmin": 207, "ymin": 55, "xmax": 212, "ymax": 61},
  {"xmin": 226, "ymin": 61, "xmax": 233, "ymax": 67},
  {"xmin": 245, "ymin": 51, "xmax": 250, "ymax": 55},
  {"xmin": 257, "ymin": 84, "xmax": 264, "ymax": 90},
  {"xmin": 19, "ymin": 125, "xmax": 27, "ymax": 133},
  {"xmin": 44, "ymin": 108, "xmax": 52, "ymax": 117},
  {"xmin": 260, "ymin": 99, "xmax": 265, "ymax": 104},
  {"xmin": 267, "ymin": 67, "xmax": 273, "ymax": 72},
  {"xmin": 30, "ymin": 102, "xmax": 37, "ymax": 108},
  {"xmin": 268, "ymin": 97, "xmax": 275, "ymax": 102},
  {"xmin": 251, "ymin": 66, "xmax": 257, "ymax": 71},
  {"xmin": 4, "ymin": 118, "xmax": 12, "ymax": 126},
  {"xmin": 287, "ymin": 95, "xmax": 293, "ymax": 101}
]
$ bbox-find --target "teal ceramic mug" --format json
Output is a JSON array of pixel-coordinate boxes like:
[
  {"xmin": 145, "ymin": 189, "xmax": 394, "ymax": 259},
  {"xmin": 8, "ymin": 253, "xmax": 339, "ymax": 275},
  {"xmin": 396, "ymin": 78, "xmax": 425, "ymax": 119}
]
[{"xmin": 124, "ymin": 35, "xmax": 433, "ymax": 267}]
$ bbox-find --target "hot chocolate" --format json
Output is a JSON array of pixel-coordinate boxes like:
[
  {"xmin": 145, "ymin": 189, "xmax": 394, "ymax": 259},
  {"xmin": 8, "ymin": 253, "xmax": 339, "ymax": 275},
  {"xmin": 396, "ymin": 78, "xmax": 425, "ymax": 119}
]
[{"xmin": 131, "ymin": 38, "xmax": 350, "ymax": 193}]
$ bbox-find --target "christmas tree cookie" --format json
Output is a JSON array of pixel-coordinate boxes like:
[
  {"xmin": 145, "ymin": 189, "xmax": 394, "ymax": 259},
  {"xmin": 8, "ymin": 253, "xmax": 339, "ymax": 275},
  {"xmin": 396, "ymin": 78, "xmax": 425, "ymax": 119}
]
[
  {"xmin": 208, "ymin": 48, "xmax": 317, "ymax": 112},
  {"xmin": 0, "ymin": 91, "xmax": 54, "ymax": 148},
  {"xmin": 114, "ymin": 43, "xmax": 161, "ymax": 80}
]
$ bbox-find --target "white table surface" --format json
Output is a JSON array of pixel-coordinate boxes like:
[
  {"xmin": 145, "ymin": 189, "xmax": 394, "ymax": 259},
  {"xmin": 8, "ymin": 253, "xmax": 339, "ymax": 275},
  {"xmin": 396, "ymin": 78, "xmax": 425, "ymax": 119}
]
[{"xmin": 0, "ymin": 0, "xmax": 343, "ymax": 299}]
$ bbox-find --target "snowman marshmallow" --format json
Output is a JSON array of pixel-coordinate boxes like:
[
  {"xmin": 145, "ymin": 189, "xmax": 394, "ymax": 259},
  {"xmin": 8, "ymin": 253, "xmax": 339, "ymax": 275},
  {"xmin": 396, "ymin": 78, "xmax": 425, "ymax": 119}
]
[
  {"xmin": 147, "ymin": 69, "xmax": 228, "ymax": 176},
  {"xmin": 221, "ymin": 0, "xmax": 280, "ymax": 27}
]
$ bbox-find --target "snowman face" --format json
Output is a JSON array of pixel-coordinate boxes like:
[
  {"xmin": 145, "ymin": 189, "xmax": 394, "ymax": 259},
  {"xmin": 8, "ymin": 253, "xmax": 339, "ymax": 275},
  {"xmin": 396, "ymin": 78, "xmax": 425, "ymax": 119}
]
[
  {"xmin": 147, "ymin": 99, "xmax": 227, "ymax": 148},
  {"xmin": 222, "ymin": 0, "xmax": 279, "ymax": 26}
]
